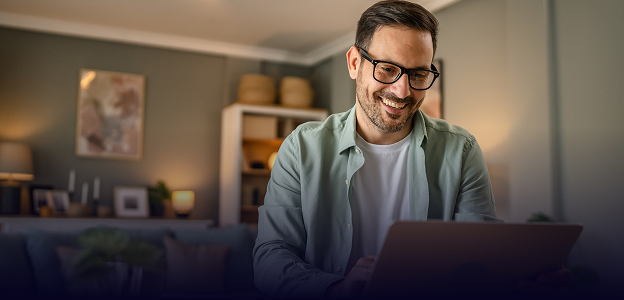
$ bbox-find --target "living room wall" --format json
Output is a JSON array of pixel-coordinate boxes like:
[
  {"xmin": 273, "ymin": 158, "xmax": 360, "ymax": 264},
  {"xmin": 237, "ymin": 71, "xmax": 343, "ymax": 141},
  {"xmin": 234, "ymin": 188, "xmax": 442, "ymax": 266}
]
[
  {"xmin": 0, "ymin": 27, "xmax": 316, "ymax": 222},
  {"xmin": 432, "ymin": 0, "xmax": 624, "ymax": 294},
  {"xmin": 554, "ymin": 0, "xmax": 624, "ymax": 293}
]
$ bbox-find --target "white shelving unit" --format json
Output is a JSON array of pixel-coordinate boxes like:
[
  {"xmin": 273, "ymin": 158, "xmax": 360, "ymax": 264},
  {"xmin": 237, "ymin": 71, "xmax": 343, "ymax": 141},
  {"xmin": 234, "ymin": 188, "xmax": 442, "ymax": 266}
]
[{"xmin": 219, "ymin": 103, "xmax": 328, "ymax": 227}]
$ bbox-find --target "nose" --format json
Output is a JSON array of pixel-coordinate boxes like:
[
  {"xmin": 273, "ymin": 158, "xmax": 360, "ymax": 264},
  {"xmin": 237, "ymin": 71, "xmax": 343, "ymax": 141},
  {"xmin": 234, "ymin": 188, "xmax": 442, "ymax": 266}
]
[{"xmin": 387, "ymin": 72, "xmax": 411, "ymax": 99}]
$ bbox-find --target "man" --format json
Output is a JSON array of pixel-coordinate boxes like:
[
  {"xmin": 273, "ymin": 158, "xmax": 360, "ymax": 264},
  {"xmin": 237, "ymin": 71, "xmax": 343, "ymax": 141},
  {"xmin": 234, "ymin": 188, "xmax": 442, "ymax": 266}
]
[{"xmin": 253, "ymin": 1, "xmax": 572, "ymax": 299}]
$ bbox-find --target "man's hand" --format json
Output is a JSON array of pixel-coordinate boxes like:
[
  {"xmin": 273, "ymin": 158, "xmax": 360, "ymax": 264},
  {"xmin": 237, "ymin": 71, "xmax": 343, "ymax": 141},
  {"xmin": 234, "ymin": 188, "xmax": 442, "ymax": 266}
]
[
  {"xmin": 324, "ymin": 255, "xmax": 376, "ymax": 299},
  {"xmin": 516, "ymin": 265, "xmax": 573, "ymax": 297}
]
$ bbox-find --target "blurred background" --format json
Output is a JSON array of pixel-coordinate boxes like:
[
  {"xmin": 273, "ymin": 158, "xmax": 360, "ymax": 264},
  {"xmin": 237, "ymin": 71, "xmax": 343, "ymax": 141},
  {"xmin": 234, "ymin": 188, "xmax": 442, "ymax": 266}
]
[{"xmin": 0, "ymin": 0, "xmax": 622, "ymax": 295}]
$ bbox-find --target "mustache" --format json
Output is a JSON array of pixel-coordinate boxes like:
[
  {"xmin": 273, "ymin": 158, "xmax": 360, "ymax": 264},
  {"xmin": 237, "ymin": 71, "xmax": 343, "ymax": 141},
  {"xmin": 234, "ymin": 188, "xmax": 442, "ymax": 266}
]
[{"xmin": 373, "ymin": 90, "xmax": 415, "ymax": 104}]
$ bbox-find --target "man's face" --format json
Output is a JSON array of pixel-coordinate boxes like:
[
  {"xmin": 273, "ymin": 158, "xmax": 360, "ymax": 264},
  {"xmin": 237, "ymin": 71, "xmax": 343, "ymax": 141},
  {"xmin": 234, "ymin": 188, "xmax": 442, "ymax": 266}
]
[{"xmin": 351, "ymin": 26, "xmax": 434, "ymax": 134}]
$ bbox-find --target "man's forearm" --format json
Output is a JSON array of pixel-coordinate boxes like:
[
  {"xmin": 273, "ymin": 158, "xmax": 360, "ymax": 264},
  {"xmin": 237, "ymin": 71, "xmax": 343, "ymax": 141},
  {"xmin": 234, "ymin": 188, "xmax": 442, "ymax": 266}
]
[{"xmin": 254, "ymin": 241, "xmax": 344, "ymax": 299}]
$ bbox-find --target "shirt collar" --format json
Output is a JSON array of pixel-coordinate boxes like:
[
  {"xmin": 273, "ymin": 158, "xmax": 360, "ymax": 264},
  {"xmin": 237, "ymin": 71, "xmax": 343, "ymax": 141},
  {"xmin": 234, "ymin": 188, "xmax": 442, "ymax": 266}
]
[
  {"xmin": 339, "ymin": 104, "xmax": 429, "ymax": 153},
  {"xmin": 414, "ymin": 109, "xmax": 428, "ymax": 148},
  {"xmin": 338, "ymin": 105, "xmax": 358, "ymax": 153}
]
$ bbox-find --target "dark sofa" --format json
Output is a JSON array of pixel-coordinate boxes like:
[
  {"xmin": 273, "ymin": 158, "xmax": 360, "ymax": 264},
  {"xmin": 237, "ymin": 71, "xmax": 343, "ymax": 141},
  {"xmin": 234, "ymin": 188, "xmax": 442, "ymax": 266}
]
[{"xmin": 0, "ymin": 223, "xmax": 265, "ymax": 299}]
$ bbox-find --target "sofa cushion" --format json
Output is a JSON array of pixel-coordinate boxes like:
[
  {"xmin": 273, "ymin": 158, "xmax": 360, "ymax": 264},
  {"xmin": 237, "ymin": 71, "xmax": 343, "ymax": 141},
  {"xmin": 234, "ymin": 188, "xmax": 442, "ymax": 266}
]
[
  {"xmin": 0, "ymin": 233, "xmax": 37, "ymax": 297},
  {"xmin": 163, "ymin": 236, "xmax": 230, "ymax": 294},
  {"xmin": 26, "ymin": 229, "xmax": 78, "ymax": 296},
  {"xmin": 173, "ymin": 224, "xmax": 255, "ymax": 292}
]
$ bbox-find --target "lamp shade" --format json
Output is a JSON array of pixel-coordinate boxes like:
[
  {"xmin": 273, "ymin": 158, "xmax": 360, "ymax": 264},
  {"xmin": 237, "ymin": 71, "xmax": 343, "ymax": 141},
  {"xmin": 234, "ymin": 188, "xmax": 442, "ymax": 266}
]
[
  {"xmin": 0, "ymin": 142, "xmax": 34, "ymax": 181},
  {"xmin": 171, "ymin": 191, "xmax": 194, "ymax": 216}
]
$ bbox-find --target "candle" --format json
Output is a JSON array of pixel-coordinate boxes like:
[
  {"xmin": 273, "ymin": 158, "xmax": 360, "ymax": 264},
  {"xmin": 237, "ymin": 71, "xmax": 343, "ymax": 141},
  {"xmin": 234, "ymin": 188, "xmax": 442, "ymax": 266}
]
[
  {"xmin": 93, "ymin": 177, "xmax": 100, "ymax": 200},
  {"xmin": 68, "ymin": 169, "xmax": 75, "ymax": 193},
  {"xmin": 81, "ymin": 182, "xmax": 89, "ymax": 205}
]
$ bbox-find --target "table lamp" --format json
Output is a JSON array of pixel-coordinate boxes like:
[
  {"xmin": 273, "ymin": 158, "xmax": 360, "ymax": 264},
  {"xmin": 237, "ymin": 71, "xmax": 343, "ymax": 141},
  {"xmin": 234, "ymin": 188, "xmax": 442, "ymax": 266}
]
[
  {"xmin": 0, "ymin": 142, "xmax": 34, "ymax": 214},
  {"xmin": 171, "ymin": 191, "xmax": 194, "ymax": 217}
]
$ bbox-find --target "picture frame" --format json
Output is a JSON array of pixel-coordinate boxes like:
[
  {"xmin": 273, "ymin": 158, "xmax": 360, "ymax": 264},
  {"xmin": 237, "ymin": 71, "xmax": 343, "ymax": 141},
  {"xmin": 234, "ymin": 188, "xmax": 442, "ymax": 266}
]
[
  {"xmin": 76, "ymin": 68, "xmax": 145, "ymax": 160},
  {"xmin": 28, "ymin": 184, "xmax": 54, "ymax": 214},
  {"xmin": 114, "ymin": 186, "xmax": 149, "ymax": 218},
  {"xmin": 420, "ymin": 59, "xmax": 443, "ymax": 119},
  {"xmin": 46, "ymin": 190, "xmax": 70, "ymax": 216}
]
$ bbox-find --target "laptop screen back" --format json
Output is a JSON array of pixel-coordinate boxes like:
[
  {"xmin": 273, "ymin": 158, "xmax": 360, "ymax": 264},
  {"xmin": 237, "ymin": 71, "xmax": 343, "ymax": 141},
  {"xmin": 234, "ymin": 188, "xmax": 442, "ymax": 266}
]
[{"xmin": 364, "ymin": 221, "xmax": 582, "ymax": 299}]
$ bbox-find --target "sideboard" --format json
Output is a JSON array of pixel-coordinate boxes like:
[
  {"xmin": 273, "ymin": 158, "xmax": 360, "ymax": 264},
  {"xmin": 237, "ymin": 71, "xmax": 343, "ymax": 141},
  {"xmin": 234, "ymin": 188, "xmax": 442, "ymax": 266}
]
[{"xmin": 0, "ymin": 215, "xmax": 213, "ymax": 233}]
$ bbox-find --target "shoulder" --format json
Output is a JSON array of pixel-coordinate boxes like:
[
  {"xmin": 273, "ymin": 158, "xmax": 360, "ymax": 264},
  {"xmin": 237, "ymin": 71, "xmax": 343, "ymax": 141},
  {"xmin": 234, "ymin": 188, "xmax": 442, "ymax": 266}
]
[
  {"xmin": 420, "ymin": 111, "xmax": 477, "ymax": 148},
  {"xmin": 288, "ymin": 110, "xmax": 350, "ymax": 140}
]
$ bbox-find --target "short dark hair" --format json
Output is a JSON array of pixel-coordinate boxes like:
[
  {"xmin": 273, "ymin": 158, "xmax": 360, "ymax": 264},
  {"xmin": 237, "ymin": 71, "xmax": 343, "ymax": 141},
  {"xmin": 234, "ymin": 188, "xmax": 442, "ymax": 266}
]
[{"xmin": 355, "ymin": 0, "xmax": 439, "ymax": 54}]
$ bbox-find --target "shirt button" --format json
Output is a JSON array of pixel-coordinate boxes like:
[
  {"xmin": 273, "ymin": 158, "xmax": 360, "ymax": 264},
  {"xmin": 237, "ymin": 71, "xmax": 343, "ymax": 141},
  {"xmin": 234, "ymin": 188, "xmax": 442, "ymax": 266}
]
[
  {"xmin": 355, "ymin": 148, "xmax": 361, "ymax": 154},
  {"xmin": 345, "ymin": 180, "xmax": 349, "ymax": 185},
  {"xmin": 348, "ymin": 224, "xmax": 352, "ymax": 229},
  {"xmin": 337, "ymin": 266, "xmax": 342, "ymax": 272}
]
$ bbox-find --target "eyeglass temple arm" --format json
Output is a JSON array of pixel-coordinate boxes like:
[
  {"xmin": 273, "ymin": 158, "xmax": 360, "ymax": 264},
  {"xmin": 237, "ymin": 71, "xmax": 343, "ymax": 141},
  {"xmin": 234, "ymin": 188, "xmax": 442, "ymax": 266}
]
[{"xmin": 430, "ymin": 63, "xmax": 439, "ymax": 74}]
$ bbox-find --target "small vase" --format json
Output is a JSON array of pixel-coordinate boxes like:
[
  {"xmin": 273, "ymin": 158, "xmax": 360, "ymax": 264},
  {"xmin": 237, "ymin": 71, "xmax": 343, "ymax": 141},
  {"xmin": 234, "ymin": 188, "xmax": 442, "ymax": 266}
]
[{"xmin": 149, "ymin": 203, "xmax": 165, "ymax": 217}]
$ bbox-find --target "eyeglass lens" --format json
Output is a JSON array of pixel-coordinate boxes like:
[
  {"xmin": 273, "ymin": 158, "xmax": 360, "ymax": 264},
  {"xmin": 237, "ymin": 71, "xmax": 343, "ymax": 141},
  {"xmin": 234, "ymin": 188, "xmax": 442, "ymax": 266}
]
[{"xmin": 374, "ymin": 62, "xmax": 435, "ymax": 90}]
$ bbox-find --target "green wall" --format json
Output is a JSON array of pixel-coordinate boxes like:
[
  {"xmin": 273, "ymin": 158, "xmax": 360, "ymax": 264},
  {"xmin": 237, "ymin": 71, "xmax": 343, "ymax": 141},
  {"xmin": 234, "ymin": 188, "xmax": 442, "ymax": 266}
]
[{"xmin": 0, "ymin": 27, "xmax": 321, "ymax": 221}]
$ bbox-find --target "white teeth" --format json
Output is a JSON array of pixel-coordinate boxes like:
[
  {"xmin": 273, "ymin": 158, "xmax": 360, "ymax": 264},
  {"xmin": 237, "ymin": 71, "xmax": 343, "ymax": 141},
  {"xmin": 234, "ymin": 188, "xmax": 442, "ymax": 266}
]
[{"xmin": 382, "ymin": 98, "xmax": 406, "ymax": 109}]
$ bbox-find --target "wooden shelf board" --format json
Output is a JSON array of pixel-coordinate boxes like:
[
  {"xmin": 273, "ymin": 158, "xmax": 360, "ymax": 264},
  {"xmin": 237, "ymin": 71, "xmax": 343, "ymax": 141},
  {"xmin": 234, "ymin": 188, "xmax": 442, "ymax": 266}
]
[
  {"xmin": 240, "ymin": 205, "xmax": 260, "ymax": 212},
  {"xmin": 242, "ymin": 138, "xmax": 284, "ymax": 146},
  {"xmin": 242, "ymin": 169, "xmax": 271, "ymax": 176}
]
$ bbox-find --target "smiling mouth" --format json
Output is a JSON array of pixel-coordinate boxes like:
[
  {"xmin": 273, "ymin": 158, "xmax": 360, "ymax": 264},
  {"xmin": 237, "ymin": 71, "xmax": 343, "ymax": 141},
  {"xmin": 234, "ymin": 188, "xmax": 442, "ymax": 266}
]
[{"xmin": 382, "ymin": 98, "xmax": 407, "ymax": 109}]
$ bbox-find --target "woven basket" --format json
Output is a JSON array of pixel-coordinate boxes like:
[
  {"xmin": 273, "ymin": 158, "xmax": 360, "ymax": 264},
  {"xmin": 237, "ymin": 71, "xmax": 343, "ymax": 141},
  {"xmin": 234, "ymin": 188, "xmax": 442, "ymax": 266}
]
[
  {"xmin": 237, "ymin": 74, "xmax": 275, "ymax": 105},
  {"xmin": 279, "ymin": 76, "xmax": 313, "ymax": 107}
]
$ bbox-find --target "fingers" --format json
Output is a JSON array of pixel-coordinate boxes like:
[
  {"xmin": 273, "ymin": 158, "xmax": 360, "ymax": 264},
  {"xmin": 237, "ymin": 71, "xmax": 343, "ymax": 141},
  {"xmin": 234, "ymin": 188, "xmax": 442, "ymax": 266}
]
[
  {"xmin": 355, "ymin": 256, "xmax": 376, "ymax": 270},
  {"xmin": 344, "ymin": 255, "xmax": 377, "ymax": 282}
]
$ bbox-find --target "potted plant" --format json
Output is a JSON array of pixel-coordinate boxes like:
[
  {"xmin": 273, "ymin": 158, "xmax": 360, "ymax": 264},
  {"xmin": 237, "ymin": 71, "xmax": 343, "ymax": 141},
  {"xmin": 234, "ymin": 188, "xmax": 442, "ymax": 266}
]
[
  {"xmin": 68, "ymin": 227, "xmax": 165, "ymax": 296},
  {"xmin": 147, "ymin": 180, "xmax": 171, "ymax": 217}
]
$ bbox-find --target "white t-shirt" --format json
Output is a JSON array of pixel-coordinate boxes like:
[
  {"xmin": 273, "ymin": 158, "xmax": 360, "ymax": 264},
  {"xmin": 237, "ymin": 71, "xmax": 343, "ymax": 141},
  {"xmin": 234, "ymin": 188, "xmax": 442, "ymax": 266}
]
[{"xmin": 346, "ymin": 131, "xmax": 412, "ymax": 274}]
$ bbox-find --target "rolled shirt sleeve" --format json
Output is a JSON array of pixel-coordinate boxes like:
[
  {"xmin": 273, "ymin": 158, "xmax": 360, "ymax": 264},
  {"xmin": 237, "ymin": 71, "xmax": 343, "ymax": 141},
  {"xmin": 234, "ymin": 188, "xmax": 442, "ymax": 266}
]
[{"xmin": 253, "ymin": 134, "xmax": 344, "ymax": 299}]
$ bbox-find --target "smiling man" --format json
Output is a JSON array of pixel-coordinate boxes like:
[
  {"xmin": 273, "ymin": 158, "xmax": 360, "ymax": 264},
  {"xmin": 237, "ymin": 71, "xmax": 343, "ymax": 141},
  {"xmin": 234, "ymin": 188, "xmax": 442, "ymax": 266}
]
[{"xmin": 253, "ymin": 1, "xmax": 570, "ymax": 299}]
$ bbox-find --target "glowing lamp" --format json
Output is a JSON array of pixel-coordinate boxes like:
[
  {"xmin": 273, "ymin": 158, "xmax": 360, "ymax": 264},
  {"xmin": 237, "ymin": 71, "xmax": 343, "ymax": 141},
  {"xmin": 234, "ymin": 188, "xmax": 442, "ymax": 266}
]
[
  {"xmin": 0, "ymin": 142, "xmax": 34, "ymax": 214},
  {"xmin": 267, "ymin": 152, "xmax": 278, "ymax": 170},
  {"xmin": 0, "ymin": 142, "xmax": 34, "ymax": 181},
  {"xmin": 171, "ymin": 191, "xmax": 195, "ymax": 217}
]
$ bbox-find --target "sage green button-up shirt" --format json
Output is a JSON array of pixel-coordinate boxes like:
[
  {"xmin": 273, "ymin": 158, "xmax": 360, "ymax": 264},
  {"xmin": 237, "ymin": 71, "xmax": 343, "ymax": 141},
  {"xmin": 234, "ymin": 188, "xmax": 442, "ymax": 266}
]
[{"xmin": 253, "ymin": 106, "xmax": 500, "ymax": 299}]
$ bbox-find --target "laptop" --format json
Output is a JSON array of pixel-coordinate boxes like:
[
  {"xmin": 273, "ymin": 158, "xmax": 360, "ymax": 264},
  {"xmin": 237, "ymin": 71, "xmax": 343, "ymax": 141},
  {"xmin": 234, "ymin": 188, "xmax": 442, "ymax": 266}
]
[{"xmin": 363, "ymin": 221, "xmax": 583, "ymax": 299}]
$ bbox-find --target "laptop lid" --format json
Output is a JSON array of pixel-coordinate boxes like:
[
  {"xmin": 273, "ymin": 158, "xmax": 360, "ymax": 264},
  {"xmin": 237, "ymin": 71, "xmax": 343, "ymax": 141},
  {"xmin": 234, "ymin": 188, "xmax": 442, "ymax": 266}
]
[{"xmin": 363, "ymin": 221, "xmax": 583, "ymax": 299}]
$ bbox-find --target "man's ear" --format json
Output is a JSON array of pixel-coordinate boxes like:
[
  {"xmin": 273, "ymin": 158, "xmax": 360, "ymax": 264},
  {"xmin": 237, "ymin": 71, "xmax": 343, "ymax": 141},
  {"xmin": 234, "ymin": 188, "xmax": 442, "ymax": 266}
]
[{"xmin": 346, "ymin": 46, "xmax": 360, "ymax": 80}]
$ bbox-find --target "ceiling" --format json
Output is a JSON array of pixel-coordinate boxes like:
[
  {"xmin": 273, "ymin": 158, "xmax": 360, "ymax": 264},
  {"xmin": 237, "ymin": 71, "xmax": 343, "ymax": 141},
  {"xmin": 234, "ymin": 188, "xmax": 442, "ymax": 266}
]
[{"xmin": 0, "ymin": 0, "xmax": 461, "ymax": 65}]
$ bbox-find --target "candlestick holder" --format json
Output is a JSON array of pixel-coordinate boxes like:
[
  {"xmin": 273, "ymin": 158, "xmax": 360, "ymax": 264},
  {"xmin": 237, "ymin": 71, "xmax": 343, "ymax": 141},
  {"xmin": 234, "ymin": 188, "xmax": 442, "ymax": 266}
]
[{"xmin": 92, "ymin": 198, "xmax": 99, "ymax": 216}]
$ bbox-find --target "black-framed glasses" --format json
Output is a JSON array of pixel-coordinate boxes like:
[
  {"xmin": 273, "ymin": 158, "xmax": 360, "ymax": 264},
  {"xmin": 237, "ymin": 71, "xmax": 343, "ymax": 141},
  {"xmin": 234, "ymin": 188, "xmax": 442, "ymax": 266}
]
[{"xmin": 359, "ymin": 48, "xmax": 440, "ymax": 90}]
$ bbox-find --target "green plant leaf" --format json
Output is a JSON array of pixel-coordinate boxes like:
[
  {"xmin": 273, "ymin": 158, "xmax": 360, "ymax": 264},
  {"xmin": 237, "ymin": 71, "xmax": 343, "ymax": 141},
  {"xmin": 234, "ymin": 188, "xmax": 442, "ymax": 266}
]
[
  {"xmin": 71, "ymin": 227, "xmax": 165, "ymax": 279},
  {"xmin": 78, "ymin": 227, "xmax": 130, "ymax": 255},
  {"xmin": 527, "ymin": 212, "xmax": 555, "ymax": 222},
  {"xmin": 120, "ymin": 239, "xmax": 165, "ymax": 271},
  {"xmin": 148, "ymin": 180, "xmax": 171, "ymax": 205}
]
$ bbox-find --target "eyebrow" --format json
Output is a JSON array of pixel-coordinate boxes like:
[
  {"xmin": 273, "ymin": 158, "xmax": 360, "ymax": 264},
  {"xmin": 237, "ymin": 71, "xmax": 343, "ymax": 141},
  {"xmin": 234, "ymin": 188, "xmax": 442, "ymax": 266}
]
[
  {"xmin": 361, "ymin": 48, "xmax": 431, "ymax": 71},
  {"xmin": 381, "ymin": 58, "xmax": 432, "ymax": 72}
]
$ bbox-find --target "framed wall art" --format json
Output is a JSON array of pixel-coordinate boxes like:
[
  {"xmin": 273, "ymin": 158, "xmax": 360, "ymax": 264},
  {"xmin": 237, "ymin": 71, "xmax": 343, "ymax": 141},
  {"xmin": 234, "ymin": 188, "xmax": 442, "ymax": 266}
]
[
  {"xmin": 76, "ymin": 68, "xmax": 145, "ymax": 160},
  {"xmin": 46, "ymin": 190, "xmax": 70, "ymax": 216},
  {"xmin": 114, "ymin": 186, "xmax": 149, "ymax": 218},
  {"xmin": 420, "ymin": 59, "xmax": 443, "ymax": 119},
  {"xmin": 29, "ymin": 184, "xmax": 54, "ymax": 214}
]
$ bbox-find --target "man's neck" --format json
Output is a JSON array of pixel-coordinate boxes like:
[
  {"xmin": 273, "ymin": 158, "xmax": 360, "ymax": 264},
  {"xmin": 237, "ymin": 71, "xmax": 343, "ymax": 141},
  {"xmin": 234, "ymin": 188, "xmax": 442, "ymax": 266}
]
[{"xmin": 355, "ymin": 106, "xmax": 414, "ymax": 145}]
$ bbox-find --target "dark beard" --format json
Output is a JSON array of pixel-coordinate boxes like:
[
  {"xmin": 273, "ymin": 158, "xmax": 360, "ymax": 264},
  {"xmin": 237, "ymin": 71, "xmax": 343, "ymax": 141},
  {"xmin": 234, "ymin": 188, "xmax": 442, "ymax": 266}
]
[{"xmin": 356, "ymin": 82, "xmax": 418, "ymax": 133}]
